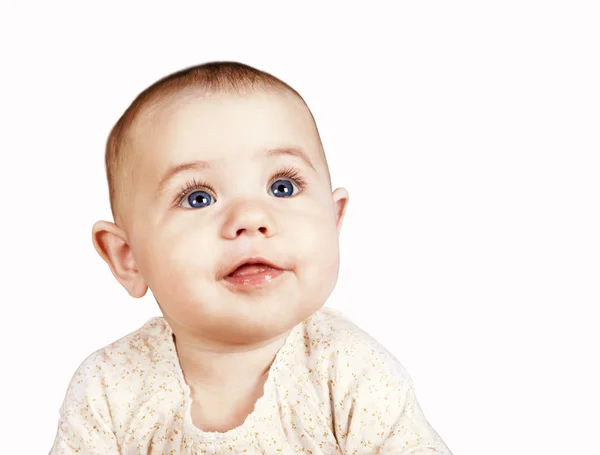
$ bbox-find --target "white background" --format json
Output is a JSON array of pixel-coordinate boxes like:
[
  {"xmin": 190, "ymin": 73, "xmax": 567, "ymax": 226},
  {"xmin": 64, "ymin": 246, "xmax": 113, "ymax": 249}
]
[{"xmin": 1, "ymin": 2, "xmax": 598, "ymax": 454}]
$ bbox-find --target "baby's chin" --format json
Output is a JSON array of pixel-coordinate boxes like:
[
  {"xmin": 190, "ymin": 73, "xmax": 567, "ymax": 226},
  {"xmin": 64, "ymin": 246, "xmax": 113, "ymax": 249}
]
[
  {"xmin": 206, "ymin": 298, "xmax": 323, "ymax": 345},
  {"xmin": 158, "ymin": 292, "xmax": 324, "ymax": 347}
]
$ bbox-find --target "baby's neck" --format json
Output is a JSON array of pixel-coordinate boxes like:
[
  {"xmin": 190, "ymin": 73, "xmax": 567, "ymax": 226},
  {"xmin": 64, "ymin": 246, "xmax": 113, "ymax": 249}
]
[{"xmin": 173, "ymin": 330, "xmax": 290, "ymax": 389}]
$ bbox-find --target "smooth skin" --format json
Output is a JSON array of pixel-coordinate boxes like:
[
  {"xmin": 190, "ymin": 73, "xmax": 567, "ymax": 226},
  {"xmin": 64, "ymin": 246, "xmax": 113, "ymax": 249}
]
[{"xmin": 91, "ymin": 89, "xmax": 349, "ymax": 431}]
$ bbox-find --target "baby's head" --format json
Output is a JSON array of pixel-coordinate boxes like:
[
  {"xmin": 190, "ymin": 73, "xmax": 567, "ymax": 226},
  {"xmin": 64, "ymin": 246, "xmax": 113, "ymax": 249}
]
[{"xmin": 93, "ymin": 62, "xmax": 349, "ymax": 346}]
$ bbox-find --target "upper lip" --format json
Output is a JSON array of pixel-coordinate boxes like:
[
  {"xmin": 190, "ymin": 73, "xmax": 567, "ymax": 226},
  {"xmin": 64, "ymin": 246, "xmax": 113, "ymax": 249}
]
[{"xmin": 223, "ymin": 256, "xmax": 283, "ymax": 278}]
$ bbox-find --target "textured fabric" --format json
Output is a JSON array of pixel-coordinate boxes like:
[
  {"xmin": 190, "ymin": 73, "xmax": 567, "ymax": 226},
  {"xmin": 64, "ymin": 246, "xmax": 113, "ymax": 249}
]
[{"xmin": 50, "ymin": 307, "xmax": 452, "ymax": 454}]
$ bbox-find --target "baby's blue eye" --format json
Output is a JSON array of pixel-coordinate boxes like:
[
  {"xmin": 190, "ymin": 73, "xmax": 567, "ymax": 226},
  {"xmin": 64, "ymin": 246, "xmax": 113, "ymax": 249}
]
[
  {"xmin": 179, "ymin": 178, "xmax": 299, "ymax": 208},
  {"xmin": 184, "ymin": 191, "xmax": 213, "ymax": 209},
  {"xmin": 270, "ymin": 179, "xmax": 298, "ymax": 197}
]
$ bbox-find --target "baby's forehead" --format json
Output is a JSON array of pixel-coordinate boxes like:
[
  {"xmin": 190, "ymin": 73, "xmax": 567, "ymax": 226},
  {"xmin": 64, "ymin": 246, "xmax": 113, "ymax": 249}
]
[
  {"xmin": 140, "ymin": 88, "xmax": 311, "ymax": 127},
  {"xmin": 129, "ymin": 89, "xmax": 324, "ymax": 169}
]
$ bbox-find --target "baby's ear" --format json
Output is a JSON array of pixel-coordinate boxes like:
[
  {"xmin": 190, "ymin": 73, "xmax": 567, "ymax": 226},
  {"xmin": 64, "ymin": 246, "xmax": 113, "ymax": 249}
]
[
  {"xmin": 91, "ymin": 221, "xmax": 148, "ymax": 298},
  {"xmin": 332, "ymin": 187, "xmax": 350, "ymax": 234}
]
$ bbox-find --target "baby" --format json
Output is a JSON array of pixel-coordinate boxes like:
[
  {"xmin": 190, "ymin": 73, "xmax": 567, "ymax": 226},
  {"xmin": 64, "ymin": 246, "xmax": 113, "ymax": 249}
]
[{"xmin": 50, "ymin": 61, "xmax": 452, "ymax": 454}]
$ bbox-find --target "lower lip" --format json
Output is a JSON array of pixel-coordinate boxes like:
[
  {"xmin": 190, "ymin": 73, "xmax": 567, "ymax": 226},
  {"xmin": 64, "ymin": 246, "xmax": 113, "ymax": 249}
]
[{"xmin": 224, "ymin": 268, "xmax": 285, "ymax": 286}]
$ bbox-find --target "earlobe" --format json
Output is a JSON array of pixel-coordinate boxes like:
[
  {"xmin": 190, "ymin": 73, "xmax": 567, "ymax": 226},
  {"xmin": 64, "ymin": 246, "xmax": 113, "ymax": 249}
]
[
  {"xmin": 91, "ymin": 221, "xmax": 148, "ymax": 298},
  {"xmin": 332, "ymin": 188, "xmax": 350, "ymax": 234}
]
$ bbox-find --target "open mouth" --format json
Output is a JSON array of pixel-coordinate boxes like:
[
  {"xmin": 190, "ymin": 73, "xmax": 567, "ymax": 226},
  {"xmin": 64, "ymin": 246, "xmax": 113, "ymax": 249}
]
[
  {"xmin": 224, "ymin": 258, "xmax": 285, "ymax": 286},
  {"xmin": 228, "ymin": 263, "xmax": 278, "ymax": 277}
]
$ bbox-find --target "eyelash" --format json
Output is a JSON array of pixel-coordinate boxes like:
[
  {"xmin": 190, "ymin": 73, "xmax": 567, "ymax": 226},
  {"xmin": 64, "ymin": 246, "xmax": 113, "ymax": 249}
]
[{"xmin": 173, "ymin": 166, "xmax": 308, "ymax": 206}]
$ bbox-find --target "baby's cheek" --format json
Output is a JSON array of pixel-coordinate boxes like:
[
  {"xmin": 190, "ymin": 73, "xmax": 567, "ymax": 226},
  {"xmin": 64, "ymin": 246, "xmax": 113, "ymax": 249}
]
[
  {"xmin": 300, "ymin": 224, "xmax": 340, "ymax": 282},
  {"xmin": 144, "ymin": 241, "xmax": 202, "ymax": 293},
  {"xmin": 308, "ymin": 217, "xmax": 339, "ymax": 254}
]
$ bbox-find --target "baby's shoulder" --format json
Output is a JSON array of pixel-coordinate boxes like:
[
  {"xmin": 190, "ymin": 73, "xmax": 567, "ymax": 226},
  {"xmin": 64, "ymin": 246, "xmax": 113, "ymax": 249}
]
[
  {"xmin": 63, "ymin": 316, "xmax": 175, "ymax": 400},
  {"xmin": 301, "ymin": 306, "xmax": 372, "ymax": 349},
  {"xmin": 295, "ymin": 306, "xmax": 409, "ymax": 380}
]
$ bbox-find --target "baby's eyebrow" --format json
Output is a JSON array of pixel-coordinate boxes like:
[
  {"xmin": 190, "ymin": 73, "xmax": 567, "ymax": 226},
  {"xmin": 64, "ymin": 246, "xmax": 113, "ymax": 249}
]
[
  {"xmin": 266, "ymin": 147, "xmax": 315, "ymax": 172},
  {"xmin": 156, "ymin": 147, "xmax": 316, "ymax": 193}
]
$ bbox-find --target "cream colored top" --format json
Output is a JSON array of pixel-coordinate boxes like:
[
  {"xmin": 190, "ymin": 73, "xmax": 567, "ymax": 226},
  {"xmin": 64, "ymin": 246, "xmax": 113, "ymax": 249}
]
[{"xmin": 50, "ymin": 307, "xmax": 452, "ymax": 454}]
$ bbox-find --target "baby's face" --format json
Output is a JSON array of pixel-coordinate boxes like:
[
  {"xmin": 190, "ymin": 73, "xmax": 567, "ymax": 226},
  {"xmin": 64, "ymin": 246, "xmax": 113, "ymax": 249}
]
[{"xmin": 123, "ymin": 89, "xmax": 348, "ymax": 344}]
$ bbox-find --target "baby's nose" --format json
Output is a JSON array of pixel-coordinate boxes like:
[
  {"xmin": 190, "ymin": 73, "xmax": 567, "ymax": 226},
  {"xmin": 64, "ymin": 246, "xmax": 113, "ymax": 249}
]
[{"xmin": 221, "ymin": 202, "xmax": 275, "ymax": 240}]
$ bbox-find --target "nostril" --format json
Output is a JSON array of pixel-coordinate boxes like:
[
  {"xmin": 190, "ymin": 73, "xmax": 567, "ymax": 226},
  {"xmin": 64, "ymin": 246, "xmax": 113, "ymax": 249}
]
[{"xmin": 235, "ymin": 227, "xmax": 267, "ymax": 236}]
